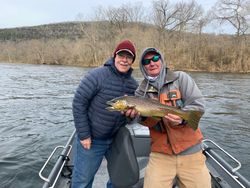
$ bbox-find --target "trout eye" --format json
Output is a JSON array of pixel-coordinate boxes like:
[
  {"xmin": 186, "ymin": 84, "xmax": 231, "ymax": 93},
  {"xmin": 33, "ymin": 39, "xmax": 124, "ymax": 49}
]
[{"xmin": 113, "ymin": 100, "xmax": 127, "ymax": 110}]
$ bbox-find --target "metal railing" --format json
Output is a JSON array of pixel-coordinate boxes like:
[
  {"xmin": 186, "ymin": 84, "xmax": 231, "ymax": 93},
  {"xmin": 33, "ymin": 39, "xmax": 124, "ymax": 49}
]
[
  {"xmin": 39, "ymin": 130, "xmax": 76, "ymax": 188},
  {"xmin": 202, "ymin": 139, "xmax": 249, "ymax": 188},
  {"xmin": 202, "ymin": 139, "xmax": 242, "ymax": 173}
]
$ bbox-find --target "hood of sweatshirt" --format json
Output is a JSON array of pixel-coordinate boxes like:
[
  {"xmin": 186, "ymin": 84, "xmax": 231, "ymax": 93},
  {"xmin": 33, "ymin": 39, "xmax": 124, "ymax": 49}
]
[{"xmin": 139, "ymin": 47, "xmax": 167, "ymax": 95}]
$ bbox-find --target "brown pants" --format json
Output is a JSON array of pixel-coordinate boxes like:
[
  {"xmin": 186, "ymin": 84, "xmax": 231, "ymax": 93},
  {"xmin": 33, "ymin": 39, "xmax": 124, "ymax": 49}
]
[{"xmin": 144, "ymin": 151, "xmax": 211, "ymax": 188}]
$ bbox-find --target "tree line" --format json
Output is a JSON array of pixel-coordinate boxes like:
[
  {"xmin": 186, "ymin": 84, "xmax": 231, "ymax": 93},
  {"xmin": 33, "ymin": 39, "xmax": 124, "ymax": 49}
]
[{"xmin": 0, "ymin": 0, "xmax": 249, "ymax": 72}]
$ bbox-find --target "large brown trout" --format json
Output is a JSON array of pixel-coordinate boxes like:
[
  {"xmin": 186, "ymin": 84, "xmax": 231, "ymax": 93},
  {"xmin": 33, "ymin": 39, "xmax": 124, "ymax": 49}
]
[{"xmin": 106, "ymin": 96, "xmax": 204, "ymax": 130}]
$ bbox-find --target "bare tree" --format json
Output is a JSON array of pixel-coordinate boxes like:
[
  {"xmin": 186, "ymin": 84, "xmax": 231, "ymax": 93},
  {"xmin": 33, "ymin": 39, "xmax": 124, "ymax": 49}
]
[
  {"xmin": 150, "ymin": 0, "xmax": 179, "ymax": 52},
  {"xmin": 95, "ymin": 3, "xmax": 146, "ymax": 23},
  {"xmin": 121, "ymin": 2, "xmax": 146, "ymax": 23},
  {"xmin": 103, "ymin": 6, "xmax": 130, "ymax": 32},
  {"xmin": 211, "ymin": 0, "xmax": 250, "ymax": 71},
  {"xmin": 152, "ymin": 0, "xmax": 179, "ymax": 32},
  {"xmin": 190, "ymin": 13, "xmax": 211, "ymax": 36},
  {"xmin": 174, "ymin": 0, "xmax": 203, "ymax": 33},
  {"xmin": 92, "ymin": 7, "xmax": 118, "ymax": 54},
  {"xmin": 212, "ymin": 0, "xmax": 250, "ymax": 36},
  {"xmin": 75, "ymin": 14, "xmax": 100, "ymax": 66}
]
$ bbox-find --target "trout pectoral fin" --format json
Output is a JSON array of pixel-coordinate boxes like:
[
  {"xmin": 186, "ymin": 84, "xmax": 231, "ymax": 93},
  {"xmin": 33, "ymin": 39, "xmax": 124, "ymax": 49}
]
[{"xmin": 106, "ymin": 101, "xmax": 115, "ymax": 105}]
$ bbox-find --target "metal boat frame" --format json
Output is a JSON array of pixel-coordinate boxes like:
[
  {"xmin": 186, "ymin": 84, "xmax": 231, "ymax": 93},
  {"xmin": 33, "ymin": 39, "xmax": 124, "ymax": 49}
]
[{"xmin": 39, "ymin": 125, "xmax": 250, "ymax": 188}]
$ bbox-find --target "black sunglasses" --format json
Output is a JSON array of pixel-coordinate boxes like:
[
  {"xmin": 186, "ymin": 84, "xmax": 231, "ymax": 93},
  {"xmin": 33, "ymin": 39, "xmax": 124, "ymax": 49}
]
[{"xmin": 142, "ymin": 55, "xmax": 161, "ymax": 65}]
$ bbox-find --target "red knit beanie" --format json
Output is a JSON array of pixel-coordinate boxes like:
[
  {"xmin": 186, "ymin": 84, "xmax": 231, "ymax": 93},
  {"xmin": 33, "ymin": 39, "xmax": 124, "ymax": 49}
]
[{"xmin": 113, "ymin": 40, "xmax": 136, "ymax": 62}]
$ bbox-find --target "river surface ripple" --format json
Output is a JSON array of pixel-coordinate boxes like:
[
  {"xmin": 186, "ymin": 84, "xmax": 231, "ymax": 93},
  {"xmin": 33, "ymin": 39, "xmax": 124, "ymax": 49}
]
[{"xmin": 0, "ymin": 63, "xmax": 249, "ymax": 188}]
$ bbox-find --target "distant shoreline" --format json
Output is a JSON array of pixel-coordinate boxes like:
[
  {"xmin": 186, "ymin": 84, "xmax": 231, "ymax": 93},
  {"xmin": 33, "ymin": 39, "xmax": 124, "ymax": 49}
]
[
  {"xmin": 1, "ymin": 61, "xmax": 249, "ymax": 74},
  {"xmin": 0, "ymin": 22, "xmax": 249, "ymax": 73}
]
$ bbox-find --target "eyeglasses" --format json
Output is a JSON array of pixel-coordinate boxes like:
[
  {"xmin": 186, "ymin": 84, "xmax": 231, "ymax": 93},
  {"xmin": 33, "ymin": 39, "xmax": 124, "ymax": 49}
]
[
  {"xmin": 142, "ymin": 55, "xmax": 161, "ymax": 65},
  {"xmin": 117, "ymin": 52, "xmax": 134, "ymax": 61}
]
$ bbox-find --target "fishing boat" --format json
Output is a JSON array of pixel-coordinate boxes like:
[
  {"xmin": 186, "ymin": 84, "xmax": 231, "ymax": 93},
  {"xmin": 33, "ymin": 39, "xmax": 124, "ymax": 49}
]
[{"xmin": 39, "ymin": 123, "xmax": 250, "ymax": 188}]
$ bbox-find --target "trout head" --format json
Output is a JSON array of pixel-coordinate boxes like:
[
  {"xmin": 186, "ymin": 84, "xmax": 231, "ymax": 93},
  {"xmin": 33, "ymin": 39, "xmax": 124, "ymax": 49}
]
[{"xmin": 106, "ymin": 96, "xmax": 135, "ymax": 111}]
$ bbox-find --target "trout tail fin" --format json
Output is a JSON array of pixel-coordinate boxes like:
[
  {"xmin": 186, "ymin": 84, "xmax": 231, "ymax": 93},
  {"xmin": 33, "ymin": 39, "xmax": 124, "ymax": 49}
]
[{"xmin": 184, "ymin": 110, "xmax": 204, "ymax": 130}]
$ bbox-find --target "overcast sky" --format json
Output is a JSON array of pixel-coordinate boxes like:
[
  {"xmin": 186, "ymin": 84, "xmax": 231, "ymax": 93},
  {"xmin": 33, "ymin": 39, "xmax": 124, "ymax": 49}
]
[
  {"xmin": 0, "ymin": 0, "xmax": 218, "ymax": 27},
  {"xmin": 1, "ymin": 0, "xmax": 229, "ymax": 33}
]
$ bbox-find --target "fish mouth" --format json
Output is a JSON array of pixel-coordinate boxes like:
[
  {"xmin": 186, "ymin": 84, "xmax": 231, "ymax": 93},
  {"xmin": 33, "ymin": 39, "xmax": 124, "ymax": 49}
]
[
  {"xmin": 106, "ymin": 96, "xmax": 122, "ymax": 105},
  {"xmin": 105, "ymin": 106, "xmax": 115, "ymax": 111},
  {"xmin": 106, "ymin": 99, "xmax": 115, "ymax": 110},
  {"xmin": 106, "ymin": 100, "xmax": 116, "ymax": 105},
  {"xmin": 105, "ymin": 100, "xmax": 117, "ymax": 111}
]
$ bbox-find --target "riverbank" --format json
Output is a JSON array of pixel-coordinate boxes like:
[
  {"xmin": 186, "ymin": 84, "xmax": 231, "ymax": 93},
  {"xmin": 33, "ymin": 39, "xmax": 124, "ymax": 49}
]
[{"xmin": 0, "ymin": 22, "xmax": 250, "ymax": 73}]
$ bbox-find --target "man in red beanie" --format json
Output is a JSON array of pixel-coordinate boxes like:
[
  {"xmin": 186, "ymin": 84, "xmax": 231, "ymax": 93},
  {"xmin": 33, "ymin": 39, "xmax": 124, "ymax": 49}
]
[
  {"xmin": 72, "ymin": 39, "xmax": 138, "ymax": 188},
  {"xmin": 113, "ymin": 39, "xmax": 136, "ymax": 73}
]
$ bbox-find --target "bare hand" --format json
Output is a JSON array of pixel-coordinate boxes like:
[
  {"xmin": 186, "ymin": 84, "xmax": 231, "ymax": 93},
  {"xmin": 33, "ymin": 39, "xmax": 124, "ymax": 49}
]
[
  {"xmin": 122, "ymin": 108, "xmax": 140, "ymax": 119},
  {"xmin": 163, "ymin": 113, "xmax": 182, "ymax": 126},
  {"xmin": 80, "ymin": 137, "xmax": 91, "ymax": 149},
  {"xmin": 121, "ymin": 94, "xmax": 140, "ymax": 118}
]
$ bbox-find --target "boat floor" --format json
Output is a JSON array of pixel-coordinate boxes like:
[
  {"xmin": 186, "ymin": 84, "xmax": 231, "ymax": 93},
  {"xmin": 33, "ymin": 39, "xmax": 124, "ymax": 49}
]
[{"xmin": 56, "ymin": 159, "xmax": 109, "ymax": 188}]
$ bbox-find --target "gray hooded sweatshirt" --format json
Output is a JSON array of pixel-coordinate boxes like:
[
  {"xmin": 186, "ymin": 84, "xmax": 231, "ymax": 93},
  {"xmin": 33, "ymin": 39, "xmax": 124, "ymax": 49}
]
[{"xmin": 136, "ymin": 47, "xmax": 205, "ymax": 155}]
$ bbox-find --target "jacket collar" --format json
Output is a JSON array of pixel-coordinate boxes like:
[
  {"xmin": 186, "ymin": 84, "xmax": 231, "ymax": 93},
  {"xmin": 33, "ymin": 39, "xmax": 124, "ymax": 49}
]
[{"xmin": 140, "ymin": 69, "xmax": 179, "ymax": 93}]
